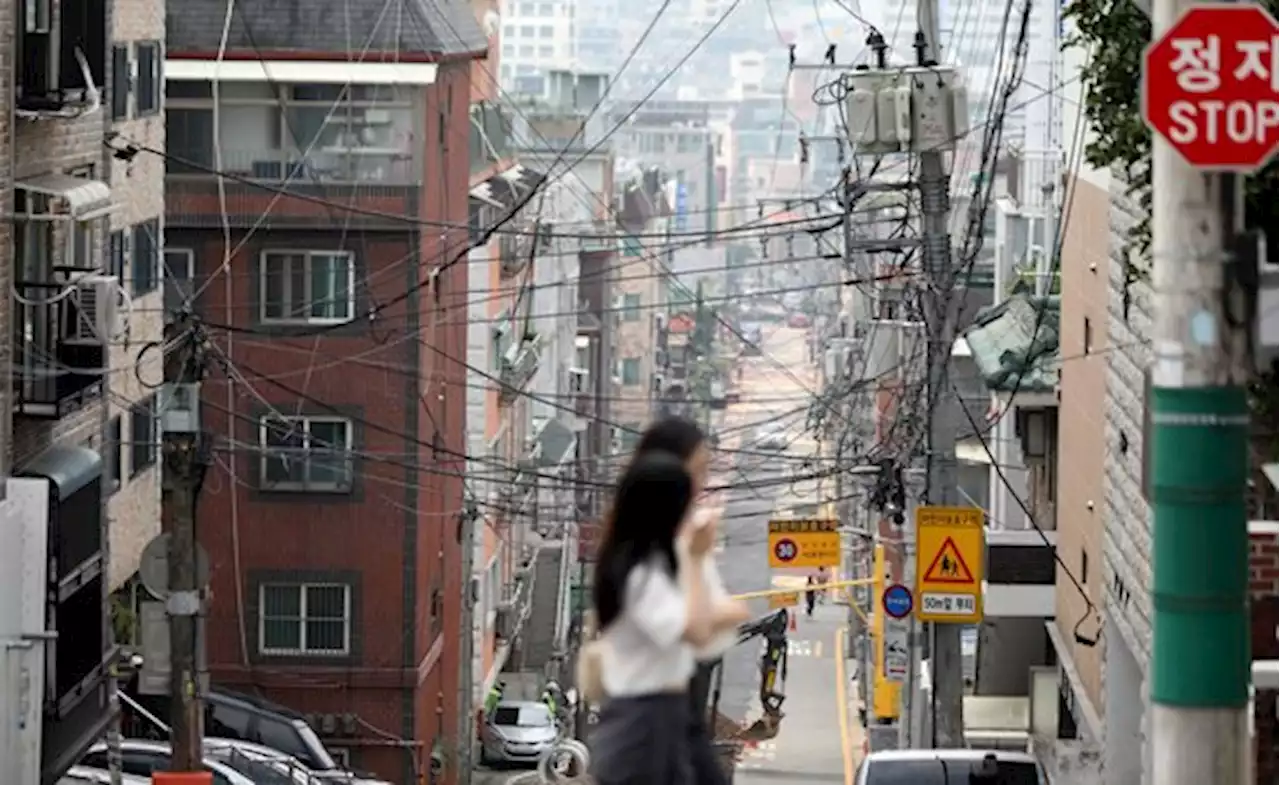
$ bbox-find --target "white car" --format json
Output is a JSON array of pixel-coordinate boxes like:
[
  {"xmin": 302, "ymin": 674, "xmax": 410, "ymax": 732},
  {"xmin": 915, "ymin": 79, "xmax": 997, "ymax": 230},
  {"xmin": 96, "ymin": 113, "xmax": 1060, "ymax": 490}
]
[
  {"xmin": 79, "ymin": 740, "xmax": 255, "ymax": 785},
  {"xmin": 855, "ymin": 749, "xmax": 1046, "ymax": 785},
  {"xmin": 59, "ymin": 766, "xmax": 151, "ymax": 785},
  {"xmin": 755, "ymin": 424, "xmax": 790, "ymax": 451},
  {"xmin": 205, "ymin": 737, "xmax": 391, "ymax": 784}
]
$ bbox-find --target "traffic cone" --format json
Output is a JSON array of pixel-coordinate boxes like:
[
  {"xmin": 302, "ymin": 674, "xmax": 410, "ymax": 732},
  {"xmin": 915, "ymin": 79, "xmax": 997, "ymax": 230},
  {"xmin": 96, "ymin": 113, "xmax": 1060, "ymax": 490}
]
[{"xmin": 788, "ymin": 611, "xmax": 797, "ymax": 632}]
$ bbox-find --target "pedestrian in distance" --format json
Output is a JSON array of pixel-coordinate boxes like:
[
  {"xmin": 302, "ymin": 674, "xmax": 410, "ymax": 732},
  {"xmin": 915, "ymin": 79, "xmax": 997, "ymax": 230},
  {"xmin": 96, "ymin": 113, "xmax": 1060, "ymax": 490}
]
[
  {"xmin": 804, "ymin": 574, "xmax": 818, "ymax": 618},
  {"xmin": 630, "ymin": 416, "xmax": 750, "ymax": 785},
  {"xmin": 584, "ymin": 451, "xmax": 748, "ymax": 785},
  {"xmin": 816, "ymin": 566, "xmax": 831, "ymax": 603}
]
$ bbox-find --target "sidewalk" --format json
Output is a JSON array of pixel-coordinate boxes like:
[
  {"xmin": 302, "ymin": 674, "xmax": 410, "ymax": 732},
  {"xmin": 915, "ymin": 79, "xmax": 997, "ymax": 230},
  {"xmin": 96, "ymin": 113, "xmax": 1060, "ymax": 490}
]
[{"xmin": 737, "ymin": 603, "xmax": 855, "ymax": 784}]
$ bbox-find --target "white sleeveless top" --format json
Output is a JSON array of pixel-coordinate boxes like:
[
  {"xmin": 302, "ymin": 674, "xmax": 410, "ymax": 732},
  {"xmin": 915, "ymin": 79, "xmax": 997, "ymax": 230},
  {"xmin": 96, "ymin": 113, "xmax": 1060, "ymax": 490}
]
[{"xmin": 599, "ymin": 555, "xmax": 695, "ymax": 697}]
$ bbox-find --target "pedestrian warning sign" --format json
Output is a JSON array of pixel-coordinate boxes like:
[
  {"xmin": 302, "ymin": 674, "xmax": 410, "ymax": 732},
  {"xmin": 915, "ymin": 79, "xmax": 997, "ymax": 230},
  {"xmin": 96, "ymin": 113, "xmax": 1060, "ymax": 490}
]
[
  {"xmin": 915, "ymin": 506, "xmax": 984, "ymax": 624},
  {"xmin": 922, "ymin": 537, "xmax": 974, "ymax": 584}
]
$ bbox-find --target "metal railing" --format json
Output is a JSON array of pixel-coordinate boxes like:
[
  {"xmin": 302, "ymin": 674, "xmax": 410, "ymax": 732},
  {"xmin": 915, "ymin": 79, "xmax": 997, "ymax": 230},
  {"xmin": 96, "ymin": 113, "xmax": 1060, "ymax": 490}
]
[
  {"xmin": 12, "ymin": 281, "xmax": 105, "ymax": 418},
  {"xmin": 167, "ymin": 147, "xmax": 418, "ymax": 185}
]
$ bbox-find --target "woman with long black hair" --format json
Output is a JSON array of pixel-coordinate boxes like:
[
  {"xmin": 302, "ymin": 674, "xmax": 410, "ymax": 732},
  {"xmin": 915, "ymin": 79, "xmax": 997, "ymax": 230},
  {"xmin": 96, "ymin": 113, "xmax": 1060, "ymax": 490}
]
[
  {"xmin": 585, "ymin": 450, "xmax": 744, "ymax": 785},
  {"xmin": 631, "ymin": 417, "xmax": 748, "ymax": 785}
]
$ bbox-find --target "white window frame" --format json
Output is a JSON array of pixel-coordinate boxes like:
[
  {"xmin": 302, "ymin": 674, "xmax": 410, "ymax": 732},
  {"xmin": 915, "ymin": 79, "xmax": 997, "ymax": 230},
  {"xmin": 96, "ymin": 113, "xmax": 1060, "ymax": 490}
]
[
  {"xmin": 258, "ymin": 249, "xmax": 356, "ymax": 325},
  {"xmin": 484, "ymin": 554, "xmax": 501, "ymax": 628},
  {"xmin": 258, "ymin": 582, "xmax": 352, "ymax": 656},
  {"xmin": 258, "ymin": 415, "xmax": 355, "ymax": 492},
  {"xmin": 328, "ymin": 747, "xmax": 352, "ymax": 768},
  {"xmin": 164, "ymin": 247, "xmax": 195, "ymax": 283}
]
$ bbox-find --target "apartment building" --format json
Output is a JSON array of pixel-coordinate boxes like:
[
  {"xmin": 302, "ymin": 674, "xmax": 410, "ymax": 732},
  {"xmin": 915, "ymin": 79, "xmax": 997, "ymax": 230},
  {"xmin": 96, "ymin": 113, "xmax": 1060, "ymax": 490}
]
[
  {"xmin": 612, "ymin": 168, "xmax": 671, "ymax": 447},
  {"xmin": 160, "ymin": 2, "xmax": 487, "ymax": 781},
  {"xmin": 499, "ymin": 0, "xmax": 576, "ymax": 90},
  {"xmin": 1041, "ymin": 132, "xmax": 1109, "ymax": 783},
  {"xmin": 607, "ymin": 100, "xmax": 718, "ymax": 245},
  {"xmin": 3, "ymin": 0, "xmax": 166, "ymax": 777}
]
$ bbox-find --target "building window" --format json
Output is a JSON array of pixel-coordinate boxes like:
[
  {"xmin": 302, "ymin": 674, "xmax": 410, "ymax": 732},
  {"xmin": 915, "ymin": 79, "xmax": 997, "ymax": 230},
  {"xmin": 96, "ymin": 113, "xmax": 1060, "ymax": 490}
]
[
  {"xmin": 518, "ymin": 44, "xmax": 534, "ymax": 57},
  {"xmin": 520, "ymin": 25, "xmax": 535, "ymax": 36},
  {"xmin": 130, "ymin": 393, "xmax": 158, "ymax": 477},
  {"xmin": 539, "ymin": 25, "xmax": 554, "ymax": 37},
  {"xmin": 259, "ymin": 250, "xmax": 355, "ymax": 324},
  {"xmin": 164, "ymin": 248, "xmax": 195, "ymax": 318},
  {"xmin": 1083, "ymin": 317, "xmax": 1093, "ymax": 355},
  {"xmin": 105, "ymin": 416, "xmax": 123, "ymax": 495},
  {"xmin": 538, "ymin": 45, "xmax": 554, "ymax": 58},
  {"xmin": 132, "ymin": 219, "xmax": 159, "ymax": 295},
  {"xmin": 622, "ymin": 292, "xmax": 642, "ymax": 321},
  {"xmin": 111, "ymin": 45, "xmax": 130, "ymax": 120},
  {"xmin": 135, "ymin": 41, "xmax": 161, "ymax": 116},
  {"xmin": 329, "ymin": 748, "xmax": 352, "ymax": 769},
  {"xmin": 108, "ymin": 229, "xmax": 128, "ymax": 282},
  {"xmin": 259, "ymin": 416, "xmax": 354, "ymax": 492},
  {"xmin": 259, "ymin": 583, "xmax": 351, "ymax": 655},
  {"xmin": 621, "ymin": 358, "xmax": 641, "ymax": 385}
]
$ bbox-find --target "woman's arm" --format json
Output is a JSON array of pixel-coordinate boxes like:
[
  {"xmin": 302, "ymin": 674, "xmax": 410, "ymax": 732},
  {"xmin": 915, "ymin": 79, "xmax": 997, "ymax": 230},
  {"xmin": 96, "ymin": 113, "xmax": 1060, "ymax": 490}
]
[{"xmin": 680, "ymin": 552, "xmax": 716, "ymax": 646}]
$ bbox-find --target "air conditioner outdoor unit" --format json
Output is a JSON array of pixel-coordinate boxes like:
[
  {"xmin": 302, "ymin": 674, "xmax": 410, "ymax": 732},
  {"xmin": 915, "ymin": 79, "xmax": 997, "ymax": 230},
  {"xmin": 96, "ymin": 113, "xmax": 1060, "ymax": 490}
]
[{"xmin": 62, "ymin": 274, "xmax": 119, "ymax": 346}]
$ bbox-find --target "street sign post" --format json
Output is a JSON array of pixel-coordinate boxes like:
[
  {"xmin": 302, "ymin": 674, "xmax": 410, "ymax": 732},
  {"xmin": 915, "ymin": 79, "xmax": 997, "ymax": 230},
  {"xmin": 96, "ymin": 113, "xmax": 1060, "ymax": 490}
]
[
  {"xmin": 767, "ymin": 519, "xmax": 841, "ymax": 568},
  {"xmin": 1141, "ymin": 3, "xmax": 1280, "ymax": 172},
  {"xmin": 914, "ymin": 506, "xmax": 984, "ymax": 624},
  {"xmin": 882, "ymin": 619, "xmax": 910, "ymax": 683},
  {"xmin": 882, "ymin": 583, "xmax": 914, "ymax": 619}
]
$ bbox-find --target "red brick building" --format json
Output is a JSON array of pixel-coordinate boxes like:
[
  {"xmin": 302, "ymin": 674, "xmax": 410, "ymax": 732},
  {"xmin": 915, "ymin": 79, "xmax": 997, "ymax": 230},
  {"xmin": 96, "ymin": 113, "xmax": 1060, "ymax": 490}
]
[{"xmin": 161, "ymin": 1, "xmax": 488, "ymax": 781}]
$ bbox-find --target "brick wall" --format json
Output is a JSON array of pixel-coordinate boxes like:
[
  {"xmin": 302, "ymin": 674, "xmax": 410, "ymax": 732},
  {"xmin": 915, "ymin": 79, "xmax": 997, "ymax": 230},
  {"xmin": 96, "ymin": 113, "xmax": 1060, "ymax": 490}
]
[
  {"xmin": 0, "ymin": 0, "xmax": 13, "ymax": 488},
  {"xmin": 1249, "ymin": 532, "xmax": 1278, "ymax": 785},
  {"xmin": 106, "ymin": 0, "xmax": 166, "ymax": 589}
]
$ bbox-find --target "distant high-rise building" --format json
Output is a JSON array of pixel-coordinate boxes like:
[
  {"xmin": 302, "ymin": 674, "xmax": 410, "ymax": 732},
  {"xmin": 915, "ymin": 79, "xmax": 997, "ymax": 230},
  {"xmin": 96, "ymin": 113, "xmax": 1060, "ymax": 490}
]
[{"xmin": 500, "ymin": 0, "xmax": 577, "ymax": 92}]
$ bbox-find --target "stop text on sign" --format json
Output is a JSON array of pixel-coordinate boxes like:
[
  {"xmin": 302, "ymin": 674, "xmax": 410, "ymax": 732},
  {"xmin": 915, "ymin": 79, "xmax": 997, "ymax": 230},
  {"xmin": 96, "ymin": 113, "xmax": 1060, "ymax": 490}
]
[{"xmin": 1142, "ymin": 4, "xmax": 1280, "ymax": 172}]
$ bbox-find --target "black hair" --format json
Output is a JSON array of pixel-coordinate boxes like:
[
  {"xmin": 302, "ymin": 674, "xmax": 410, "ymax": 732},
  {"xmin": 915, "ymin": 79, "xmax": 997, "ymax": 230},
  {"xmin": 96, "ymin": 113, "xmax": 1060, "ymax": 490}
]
[
  {"xmin": 634, "ymin": 416, "xmax": 706, "ymax": 463},
  {"xmin": 592, "ymin": 451, "xmax": 694, "ymax": 630}
]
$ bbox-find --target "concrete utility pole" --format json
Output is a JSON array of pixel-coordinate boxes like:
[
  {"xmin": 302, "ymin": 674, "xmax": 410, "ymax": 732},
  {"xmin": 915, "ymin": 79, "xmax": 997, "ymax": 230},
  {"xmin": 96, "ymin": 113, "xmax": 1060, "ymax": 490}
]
[
  {"xmin": 912, "ymin": 0, "xmax": 966, "ymax": 747},
  {"xmin": 160, "ymin": 318, "xmax": 211, "ymax": 776},
  {"xmin": 457, "ymin": 505, "xmax": 480, "ymax": 785},
  {"xmin": 1147, "ymin": 0, "xmax": 1253, "ymax": 781}
]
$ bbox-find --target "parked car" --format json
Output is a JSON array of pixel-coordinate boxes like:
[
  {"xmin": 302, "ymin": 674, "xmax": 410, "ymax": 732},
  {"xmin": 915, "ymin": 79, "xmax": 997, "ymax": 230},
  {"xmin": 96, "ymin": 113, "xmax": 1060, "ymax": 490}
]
[
  {"xmin": 59, "ymin": 766, "xmax": 151, "ymax": 785},
  {"xmin": 123, "ymin": 685, "xmax": 346, "ymax": 775},
  {"xmin": 855, "ymin": 749, "xmax": 1045, "ymax": 785},
  {"xmin": 755, "ymin": 424, "xmax": 790, "ymax": 451},
  {"xmin": 479, "ymin": 700, "xmax": 560, "ymax": 766},
  {"xmin": 79, "ymin": 740, "xmax": 256, "ymax": 785}
]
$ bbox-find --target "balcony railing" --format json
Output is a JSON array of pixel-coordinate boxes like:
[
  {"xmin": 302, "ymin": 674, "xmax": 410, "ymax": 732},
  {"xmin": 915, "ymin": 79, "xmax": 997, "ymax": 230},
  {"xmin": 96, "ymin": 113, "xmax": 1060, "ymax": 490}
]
[
  {"xmin": 169, "ymin": 146, "xmax": 419, "ymax": 185},
  {"xmin": 13, "ymin": 282, "xmax": 105, "ymax": 418},
  {"xmin": 166, "ymin": 147, "xmax": 419, "ymax": 229},
  {"xmin": 499, "ymin": 232, "xmax": 533, "ymax": 277},
  {"xmin": 499, "ymin": 336, "xmax": 540, "ymax": 402}
]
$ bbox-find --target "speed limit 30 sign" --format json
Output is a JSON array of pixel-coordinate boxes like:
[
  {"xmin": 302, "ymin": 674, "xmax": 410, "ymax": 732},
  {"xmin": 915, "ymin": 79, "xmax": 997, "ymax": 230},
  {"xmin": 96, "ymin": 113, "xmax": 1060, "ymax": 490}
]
[
  {"xmin": 767, "ymin": 519, "xmax": 840, "ymax": 569},
  {"xmin": 1141, "ymin": 3, "xmax": 1280, "ymax": 172}
]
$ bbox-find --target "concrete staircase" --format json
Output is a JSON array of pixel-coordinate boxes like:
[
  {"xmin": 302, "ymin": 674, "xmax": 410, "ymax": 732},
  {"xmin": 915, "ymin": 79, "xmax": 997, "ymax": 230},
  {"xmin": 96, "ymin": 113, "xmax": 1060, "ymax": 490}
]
[{"xmin": 520, "ymin": 543, "xmax": 566, "ymax": 672}]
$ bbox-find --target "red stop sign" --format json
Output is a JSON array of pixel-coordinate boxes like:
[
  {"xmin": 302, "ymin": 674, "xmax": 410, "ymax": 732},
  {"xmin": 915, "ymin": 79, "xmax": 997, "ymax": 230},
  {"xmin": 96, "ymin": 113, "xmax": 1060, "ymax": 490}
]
[{"xmin": 1142, "ymin": 3, "xmax": 1280, "ymax": 172}]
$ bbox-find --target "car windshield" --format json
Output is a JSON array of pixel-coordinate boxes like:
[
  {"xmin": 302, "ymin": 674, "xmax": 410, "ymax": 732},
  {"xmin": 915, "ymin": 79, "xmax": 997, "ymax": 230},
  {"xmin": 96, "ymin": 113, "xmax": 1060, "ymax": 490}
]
[
  {"xmin": 493, "ymin": 706, "xmax": 552, "ymax": 727},
  {"xmin": 866, "ymin": 759, "xmax": 1040, "ymax": 785}
]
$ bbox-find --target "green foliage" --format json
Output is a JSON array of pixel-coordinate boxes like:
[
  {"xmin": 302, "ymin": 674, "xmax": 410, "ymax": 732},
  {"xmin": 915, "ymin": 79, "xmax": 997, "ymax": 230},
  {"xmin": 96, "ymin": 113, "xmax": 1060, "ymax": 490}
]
[{"xmin": 1062, "ymin": 0, "xmax": 1152, "ymax": 258}]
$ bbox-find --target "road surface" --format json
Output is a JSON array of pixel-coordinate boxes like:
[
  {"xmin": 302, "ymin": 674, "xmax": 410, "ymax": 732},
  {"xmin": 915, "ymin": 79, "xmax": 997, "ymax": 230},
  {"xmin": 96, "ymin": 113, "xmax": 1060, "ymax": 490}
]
[{"xmin": 713, "ymin": 327, "xmax": 825, "ymax": 723}]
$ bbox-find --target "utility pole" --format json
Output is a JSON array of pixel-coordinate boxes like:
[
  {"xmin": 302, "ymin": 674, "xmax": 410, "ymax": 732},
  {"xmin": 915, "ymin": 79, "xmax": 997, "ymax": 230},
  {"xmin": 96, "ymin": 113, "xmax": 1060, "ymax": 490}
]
[
  {"xmin": 1147, "ymin": 0, "xmax": 1253, "ymax": 780},
  {"xmin": 912, "ymin": 0, "xmax": 966, "ymax": 747},
  {"xmin": 457, "ymin": 505, "xmax": 480, "ymax": 785},
  {"xmin": 160, "ymin": 317, "xmax": 210, "ymax": 776}
]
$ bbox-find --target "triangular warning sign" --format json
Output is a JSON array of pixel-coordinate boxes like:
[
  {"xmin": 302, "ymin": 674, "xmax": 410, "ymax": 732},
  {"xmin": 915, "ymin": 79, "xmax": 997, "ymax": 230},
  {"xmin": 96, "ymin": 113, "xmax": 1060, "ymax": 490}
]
[{"xmin": 923, "ymin": 537, "xmax": 975, "ymax": 584}]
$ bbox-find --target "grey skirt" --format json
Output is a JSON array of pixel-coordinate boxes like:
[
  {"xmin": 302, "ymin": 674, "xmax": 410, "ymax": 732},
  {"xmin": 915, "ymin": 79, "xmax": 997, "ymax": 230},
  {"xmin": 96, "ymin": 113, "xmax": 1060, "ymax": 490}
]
[{"xmin": 588, "ymin": 693, "xmax": 694, "ymax": 785}]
